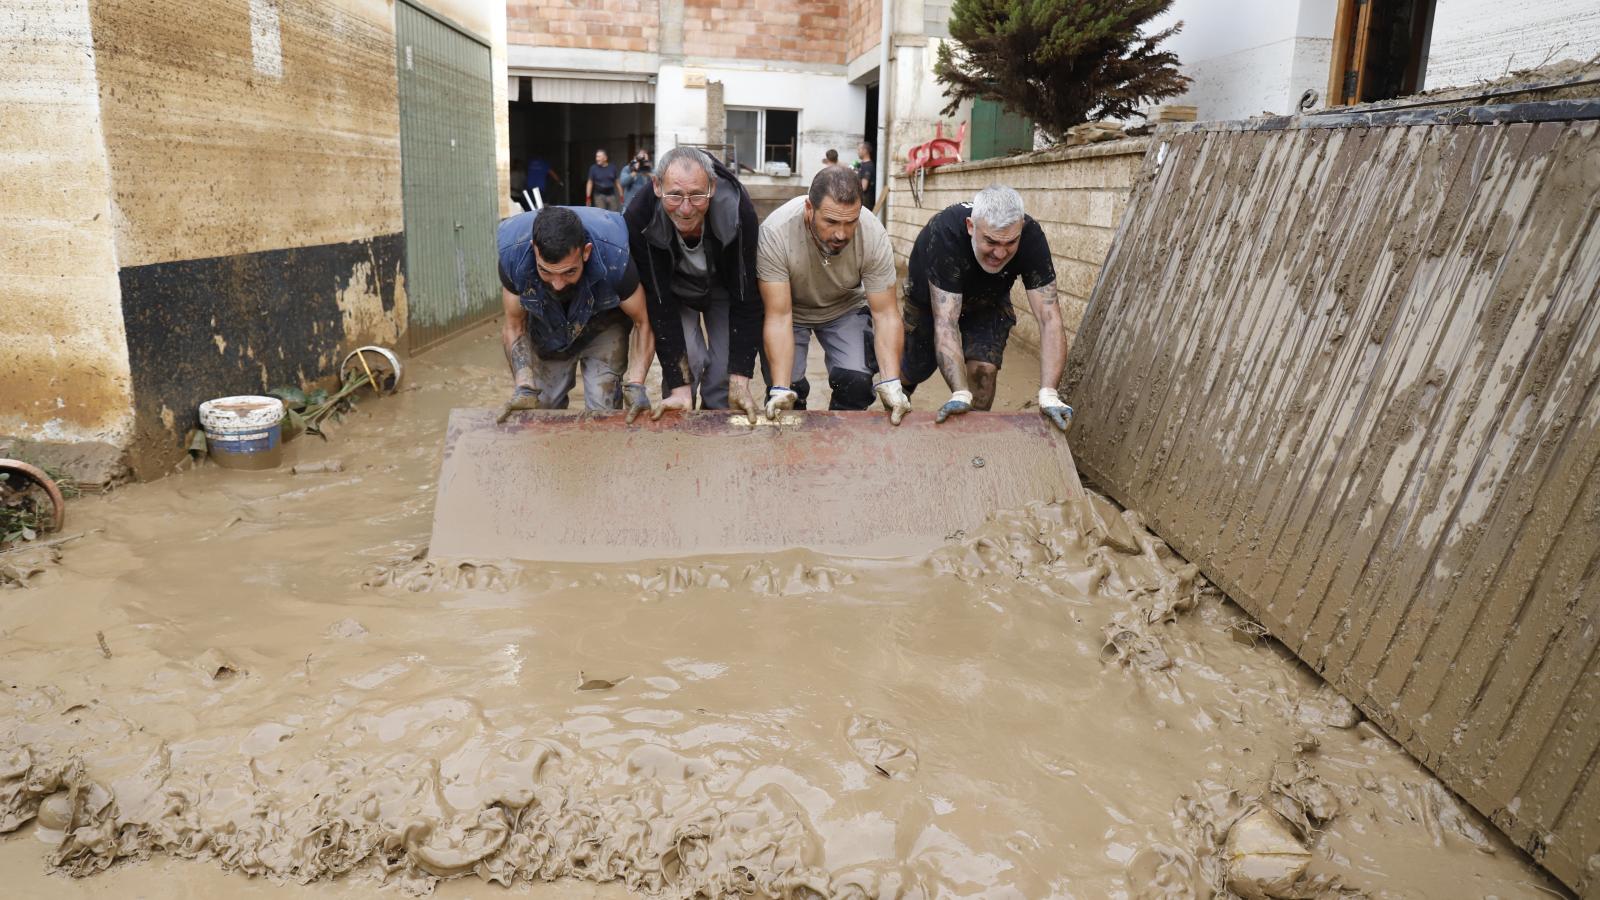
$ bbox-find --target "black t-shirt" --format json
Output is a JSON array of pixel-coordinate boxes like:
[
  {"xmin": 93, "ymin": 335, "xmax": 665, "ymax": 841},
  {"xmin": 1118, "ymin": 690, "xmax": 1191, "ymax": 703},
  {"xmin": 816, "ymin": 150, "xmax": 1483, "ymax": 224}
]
[
  {"xmin": 907, "ymin": 202, "xmax": 1055, "ymax": 314},
  {"xmin": 588, "ymin": 163, "xmax": 618, "ymax": 194},
  {"xmin": 855, "ymin": 160, "xmax": 876, "ymax": 209}
]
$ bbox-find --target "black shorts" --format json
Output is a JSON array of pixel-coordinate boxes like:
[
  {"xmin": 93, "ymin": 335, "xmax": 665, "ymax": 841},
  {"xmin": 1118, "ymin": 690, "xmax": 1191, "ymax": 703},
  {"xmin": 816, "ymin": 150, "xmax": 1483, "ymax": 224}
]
[{"xmin": 900, "ymin": 294, "xmax": 1015, "ymax": 392}]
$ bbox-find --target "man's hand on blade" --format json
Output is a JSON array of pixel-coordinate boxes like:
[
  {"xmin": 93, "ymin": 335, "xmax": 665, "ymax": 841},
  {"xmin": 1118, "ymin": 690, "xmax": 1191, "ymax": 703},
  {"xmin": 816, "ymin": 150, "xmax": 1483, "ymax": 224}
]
[
  {"xmin": 496, "ymin": 385, "xmax": 541, "ymax": 423},
  {"xmin": 873, "ymin": 378, "xmax": 912, "ymax": 426},
  {"xmin": 764, "ymin": 386, "xmax": 799, "ymax": 421},
  {"xmin": 650, "ymin": 385, "xmax": 693, "ymax": 420},
  {"xmin": 935, "ymin": 390, "xmax": 973, "ymax": 424},
  {"xmin": 729, "ymin": 375, "xmax": 761, "ymax": 423},
  {"xmin": 623, "ymin": 382, "xmax": 651, "ymax": 424},
  {"xmin": 1038, "ymin": 387, "xmax": 1073, "ymax": 433}
]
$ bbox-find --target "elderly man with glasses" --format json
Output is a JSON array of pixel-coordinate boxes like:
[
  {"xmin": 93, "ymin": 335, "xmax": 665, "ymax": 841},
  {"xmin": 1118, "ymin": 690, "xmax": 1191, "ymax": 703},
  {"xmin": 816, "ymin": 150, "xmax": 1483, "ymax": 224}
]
[{"xmin": 622, "ymin": 146, "xmax": 764, "ymax": 419}]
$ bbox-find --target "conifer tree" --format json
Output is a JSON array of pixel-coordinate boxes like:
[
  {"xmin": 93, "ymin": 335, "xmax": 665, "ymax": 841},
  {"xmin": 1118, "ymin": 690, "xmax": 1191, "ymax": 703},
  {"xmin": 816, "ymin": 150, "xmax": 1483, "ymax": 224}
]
[{"xmin": 935, "ymin": 0, "xmax": 1191, "ymax": 138}]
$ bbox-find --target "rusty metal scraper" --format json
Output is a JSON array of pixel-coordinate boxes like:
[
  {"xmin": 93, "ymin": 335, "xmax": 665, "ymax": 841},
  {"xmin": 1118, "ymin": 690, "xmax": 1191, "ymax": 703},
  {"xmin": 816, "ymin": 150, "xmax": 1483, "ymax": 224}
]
[{"xmin": 428, "ymin": 409, "xmax": 1084, "ymax": 562}]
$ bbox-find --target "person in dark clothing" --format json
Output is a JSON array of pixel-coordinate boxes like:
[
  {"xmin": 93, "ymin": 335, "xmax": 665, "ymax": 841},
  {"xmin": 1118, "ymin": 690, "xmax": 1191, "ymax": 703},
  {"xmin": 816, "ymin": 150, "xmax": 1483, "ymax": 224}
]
[
  {"xmin": 586, "ymin": 149, "xmax": 621, "ymax": 212},
  {"xmin": 854, "ymin": 141, "xmax": 877, "ymax": 211},
  {"xmin": 903, "ymin": 185, "xmax": 1073, "ymax": 431},
  {"xmin": 496, "ymin": 206, "xmax": 656, "ymax": 421},
  {"xmin": 623, "ymin": 146, "xmax": 763, "ymax": 419}
]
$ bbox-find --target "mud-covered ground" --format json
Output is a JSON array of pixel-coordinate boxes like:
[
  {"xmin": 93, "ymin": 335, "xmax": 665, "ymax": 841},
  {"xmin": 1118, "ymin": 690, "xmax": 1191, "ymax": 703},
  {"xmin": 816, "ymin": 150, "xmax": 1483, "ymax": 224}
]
[{"xmin": 0, "ymin": 324, "xmax": 1569, "ymax": 898}]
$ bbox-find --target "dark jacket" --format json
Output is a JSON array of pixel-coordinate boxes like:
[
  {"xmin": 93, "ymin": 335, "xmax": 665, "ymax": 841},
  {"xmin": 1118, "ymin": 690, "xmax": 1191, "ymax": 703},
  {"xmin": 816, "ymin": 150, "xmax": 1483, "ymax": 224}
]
[{"xmin": 623, "ymin": 158, "xmax": 762, "ymax": 392}]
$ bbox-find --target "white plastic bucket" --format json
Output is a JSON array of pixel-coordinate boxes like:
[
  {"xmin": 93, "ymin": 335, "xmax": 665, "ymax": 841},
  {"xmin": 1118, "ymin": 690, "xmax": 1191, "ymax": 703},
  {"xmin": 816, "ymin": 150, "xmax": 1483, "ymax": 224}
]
[{"xmin": 199, "ymin": 395, "xmax": 285, "ymax": 470}]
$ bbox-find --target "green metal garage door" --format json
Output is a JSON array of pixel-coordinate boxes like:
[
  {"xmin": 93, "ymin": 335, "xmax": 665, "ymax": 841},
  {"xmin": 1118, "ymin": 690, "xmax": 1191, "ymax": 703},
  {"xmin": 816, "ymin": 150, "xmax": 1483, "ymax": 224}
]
[{"xmin": 394, "ymin": 1, "xmax": 499, "ymax": 352}]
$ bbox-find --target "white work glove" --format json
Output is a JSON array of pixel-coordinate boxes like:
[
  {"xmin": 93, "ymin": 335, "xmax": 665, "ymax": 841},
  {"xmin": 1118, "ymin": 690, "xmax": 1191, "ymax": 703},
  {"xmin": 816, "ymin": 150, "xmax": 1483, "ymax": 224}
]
[
  {"xmin": 873, "ymin": 378, "xmax": 912, "ymax": 426},
  {"xmin": 764, "ymin": 386, "xmax": 799, "ymax": 420},
  {"xmin": 935, "ymin": 390, "xmax": 973, "ymax": 424},
  {"xmin": 1039, "ymin": 387, "xmax": 1074, "ymax": 432}
]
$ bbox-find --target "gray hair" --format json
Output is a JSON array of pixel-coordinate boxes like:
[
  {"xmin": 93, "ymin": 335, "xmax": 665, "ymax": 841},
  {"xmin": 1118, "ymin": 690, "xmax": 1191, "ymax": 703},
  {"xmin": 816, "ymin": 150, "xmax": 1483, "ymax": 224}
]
[
  {"xmin": 656, "ymin": 146, "xmax": 715, "ymax": 184},
  {"xmin": 971, "ymin": 184, "xmax": 1024, "ymax": 229}
]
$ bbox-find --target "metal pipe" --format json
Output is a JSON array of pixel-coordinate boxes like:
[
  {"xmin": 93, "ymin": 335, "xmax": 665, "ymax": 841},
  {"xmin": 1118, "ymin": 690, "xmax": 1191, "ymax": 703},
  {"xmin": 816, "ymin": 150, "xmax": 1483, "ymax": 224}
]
[{"xmin": 876, "ymin": 0, "xmax": 891, "ymax": 218}]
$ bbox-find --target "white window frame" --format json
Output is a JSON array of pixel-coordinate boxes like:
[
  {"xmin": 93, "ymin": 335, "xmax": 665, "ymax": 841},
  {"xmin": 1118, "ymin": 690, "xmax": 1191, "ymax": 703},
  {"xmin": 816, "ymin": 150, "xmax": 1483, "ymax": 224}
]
[{"xmin": 727, "ymin": 106, "xmax": 799, "ymax": 169}]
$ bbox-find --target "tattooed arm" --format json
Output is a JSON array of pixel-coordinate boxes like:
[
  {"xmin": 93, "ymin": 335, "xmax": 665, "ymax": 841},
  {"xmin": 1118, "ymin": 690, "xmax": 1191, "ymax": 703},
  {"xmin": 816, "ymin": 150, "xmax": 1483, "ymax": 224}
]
[
  {"xmin": 1025, "ymin": 280, "xmax": 1073, "ymax": 432},
  {"xmin": 929, "ymin": 284, "xmax": 967, "ymax": 394},
  {"xmin": 500, "ymin": 288, "xmax": 536, "ymax": 389},
  {"xmin": 1024, "ymin": 281, "xmax": 1066, "ymax": 391}
]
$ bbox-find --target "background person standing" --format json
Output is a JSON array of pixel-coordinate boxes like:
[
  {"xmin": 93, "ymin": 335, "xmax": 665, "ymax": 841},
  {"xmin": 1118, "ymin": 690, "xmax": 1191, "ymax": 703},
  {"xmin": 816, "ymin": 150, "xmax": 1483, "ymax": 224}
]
[
  {"xmin": 854, "ymin": 141, "xmax": 876, "ymax": 211},
  {"xmin": 586, "ymin": 149, "xmax": 620, "ymax": 211}
]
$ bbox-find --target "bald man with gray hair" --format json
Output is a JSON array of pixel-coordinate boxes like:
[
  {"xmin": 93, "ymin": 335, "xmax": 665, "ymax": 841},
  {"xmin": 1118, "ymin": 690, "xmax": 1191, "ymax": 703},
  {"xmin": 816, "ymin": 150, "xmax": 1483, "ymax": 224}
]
[{"xmin": 900, "ymin": 184, "xmax": 1073, "ymax": 431}]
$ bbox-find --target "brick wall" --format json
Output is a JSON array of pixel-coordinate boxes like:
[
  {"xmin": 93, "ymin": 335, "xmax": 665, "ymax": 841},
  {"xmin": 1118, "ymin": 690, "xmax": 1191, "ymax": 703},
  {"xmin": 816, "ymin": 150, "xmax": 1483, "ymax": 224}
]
[
  {"xmin": 508, "ymin": 0, "xmax": 659, "ymax": 53},
  {"xmin": 683, "ymin": 0, "xmax": 846, "ymax": 66},
  {"xmin": 887, "ymin": 139, "xmax": 1150, "ymax": 354},
  {"xmin": 847, "ymin": 0, "xmax": 879, "ymax": 62}
]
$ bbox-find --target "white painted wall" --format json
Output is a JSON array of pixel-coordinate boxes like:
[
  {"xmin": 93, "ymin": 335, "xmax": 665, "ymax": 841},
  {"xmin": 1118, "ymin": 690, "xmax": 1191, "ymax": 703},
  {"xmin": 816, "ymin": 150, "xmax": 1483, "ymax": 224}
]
[
  {"xmin": 656, "ymin": 63, "xmax": 867, "ymax": 181},
  {"xmin": 1147, "ymin": 0, "xmax": 1338, "ymax": 120},
  {"xmin": 1426, "ymin": 0, "xmax": 1600, "ymax": 89}
]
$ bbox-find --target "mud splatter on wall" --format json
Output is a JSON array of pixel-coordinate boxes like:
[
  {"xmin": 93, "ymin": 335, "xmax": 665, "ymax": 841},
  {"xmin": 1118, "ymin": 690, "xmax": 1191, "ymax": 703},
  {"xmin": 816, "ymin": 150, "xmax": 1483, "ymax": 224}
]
[
  {"xmin": 0, "ymin": 0, "xmax": 134, "ymax": 480},
  {"xmin": 1063, "ymin": 103, "xmax": 1600, "ymax": 894},
  {"xmin": 83, "ymin": 0, "xmax": 409, "ymax": 476}
]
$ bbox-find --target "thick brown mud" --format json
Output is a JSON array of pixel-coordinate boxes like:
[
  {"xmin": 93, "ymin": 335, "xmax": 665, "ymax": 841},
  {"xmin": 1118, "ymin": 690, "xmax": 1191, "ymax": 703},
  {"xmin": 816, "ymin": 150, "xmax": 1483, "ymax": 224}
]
[{"xmin": 0, "ymin": 325, "xmax": 1566, "ymax": 897}]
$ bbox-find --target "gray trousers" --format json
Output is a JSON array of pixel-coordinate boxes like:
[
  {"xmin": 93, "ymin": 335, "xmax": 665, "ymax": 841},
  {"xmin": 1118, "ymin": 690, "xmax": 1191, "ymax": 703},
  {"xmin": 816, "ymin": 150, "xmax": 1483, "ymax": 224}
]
[
  {"xmin": 789, "ymin": 305, "xmax": 871, "ymax": 380},
  {"xmin": 678, "ymin": 297, "xmax": 731, "ymax": 409},
  {"xmin": 786, "ymin": 306, "xmax": 875, "ymax": 410},
  {"xmin": 530, "ymin": 318, "xmax": 628, "ymax": 411},
  {"xmin": 591, "ymin": 191, "xmax": 621, "ymax": 212}
]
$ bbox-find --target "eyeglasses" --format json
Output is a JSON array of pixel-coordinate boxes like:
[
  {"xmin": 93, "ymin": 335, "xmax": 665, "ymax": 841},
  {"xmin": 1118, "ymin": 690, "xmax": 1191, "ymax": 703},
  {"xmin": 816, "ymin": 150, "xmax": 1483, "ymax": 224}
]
[{"xmin": 662, "ymin": 192, "xmax": 711, "ymax": 208}]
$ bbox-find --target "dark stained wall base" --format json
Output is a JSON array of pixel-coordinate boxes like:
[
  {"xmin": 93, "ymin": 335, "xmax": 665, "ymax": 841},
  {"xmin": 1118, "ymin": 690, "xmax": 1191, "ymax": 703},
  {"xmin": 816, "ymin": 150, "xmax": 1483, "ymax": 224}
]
[{"xmin": 120, "ymin": 233, "xmax": 404, "ymax": 479}]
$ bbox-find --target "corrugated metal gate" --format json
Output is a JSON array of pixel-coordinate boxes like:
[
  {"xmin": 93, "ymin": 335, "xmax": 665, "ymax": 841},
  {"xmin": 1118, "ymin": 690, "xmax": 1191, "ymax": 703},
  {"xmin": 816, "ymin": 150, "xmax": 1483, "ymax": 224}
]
[
  {"xmin": 394, "ymin": 1, "xmax": 498, "ymax": 352},
  {"xmin": 1062, "ymin": 100, "xmax": 1600, "ymax": 894}
]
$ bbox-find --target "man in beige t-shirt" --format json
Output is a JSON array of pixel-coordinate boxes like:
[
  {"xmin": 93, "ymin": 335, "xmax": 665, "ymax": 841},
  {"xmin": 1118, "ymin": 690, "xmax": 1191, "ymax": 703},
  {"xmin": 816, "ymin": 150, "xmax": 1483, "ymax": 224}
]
[{"xmin": 756, "ymin": 168, "xmax": 911, "ymax": 422}]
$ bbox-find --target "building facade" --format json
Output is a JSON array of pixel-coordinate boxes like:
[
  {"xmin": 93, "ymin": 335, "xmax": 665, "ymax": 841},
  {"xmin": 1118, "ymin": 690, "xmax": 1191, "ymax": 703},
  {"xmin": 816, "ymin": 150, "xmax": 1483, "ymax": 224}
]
[{"xmin": 504, "ymin": 0, "xmax": 970, "ymax": 204}]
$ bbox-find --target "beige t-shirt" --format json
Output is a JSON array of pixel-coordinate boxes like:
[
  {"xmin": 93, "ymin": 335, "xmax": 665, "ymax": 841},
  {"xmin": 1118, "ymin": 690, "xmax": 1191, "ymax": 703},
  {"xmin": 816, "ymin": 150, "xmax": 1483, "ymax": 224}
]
[{"xmin": 756, "ymin": 195, "xmax": 896, "ymax": 327}]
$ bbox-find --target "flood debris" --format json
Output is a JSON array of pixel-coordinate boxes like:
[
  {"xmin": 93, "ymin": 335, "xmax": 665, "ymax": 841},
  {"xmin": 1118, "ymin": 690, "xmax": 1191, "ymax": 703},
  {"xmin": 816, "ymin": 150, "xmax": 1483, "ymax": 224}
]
[
  {"xmin": 291, "ymin": 459, "xmax": 345, "ymax": 475},
  {"xmin": 1224, "ymin": 807, "xmax": 1312, "ymax": 900},
  {"xmin": 0, "ymin": 336, "xmax": 1564, "ymax": 897},
  {"xmin": 576, "ymin": 672, "xmax": 630, "ymax": 692},
  {"xmin": 0, "ymin": 545, "xmax": 58, "ymax": 589},
  {"xmin": 194, "ymin": 649, "xmax": 242, "ymax": 680},
  {"xmin": 845, "ymin": 715, "xmax": 919, "ymax": 781}
]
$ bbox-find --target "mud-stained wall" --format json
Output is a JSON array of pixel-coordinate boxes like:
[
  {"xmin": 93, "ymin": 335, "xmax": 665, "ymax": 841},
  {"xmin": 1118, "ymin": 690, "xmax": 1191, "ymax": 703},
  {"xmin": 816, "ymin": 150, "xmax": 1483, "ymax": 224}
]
[
  {"xmin": 0, "ymin": 0, "xmax": 134, "ymax": 482},
  {"xmin": 1062, "ymin": 103, "xmax": 1600, "ymax": 894},
  {"xmin": 886, "ymin": 139, "xmax": 1148, "ymax": 354}
]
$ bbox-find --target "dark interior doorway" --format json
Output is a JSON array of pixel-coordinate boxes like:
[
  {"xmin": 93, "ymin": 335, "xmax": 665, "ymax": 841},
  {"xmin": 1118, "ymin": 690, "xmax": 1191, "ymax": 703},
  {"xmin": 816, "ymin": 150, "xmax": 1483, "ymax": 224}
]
[
  {"xmin": 507, "ymin": 100, "xmax": 654, "ymax": 209},
  {"xmin": 1329, "ymin": 0, "xmax": 1437, "ymax": 105},
  {"xmin": 863, "ymin": 82, "xmax": 878, "ymax": 154}
]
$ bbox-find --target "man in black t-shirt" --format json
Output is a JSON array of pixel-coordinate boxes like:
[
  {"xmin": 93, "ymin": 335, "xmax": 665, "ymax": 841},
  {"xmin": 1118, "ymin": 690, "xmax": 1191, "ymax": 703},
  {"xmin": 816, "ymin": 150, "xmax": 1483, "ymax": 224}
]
[
  {"xmin": 903, "ymin": 185, "xmax": 1073, "ymax": 431},
  {"xmin": 587, "ymin": 149, "xmax": 621, "ymax": 212},
  {"xmin": 854, "ymin": 141, "xmax": 876, "ymax": 210}
]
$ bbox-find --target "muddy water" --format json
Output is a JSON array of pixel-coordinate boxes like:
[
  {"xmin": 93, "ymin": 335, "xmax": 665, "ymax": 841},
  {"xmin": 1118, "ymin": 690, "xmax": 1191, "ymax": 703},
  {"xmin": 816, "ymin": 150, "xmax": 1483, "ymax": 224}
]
[{"xmin": 0, "ymin": 325, "xmax": 1566, "ymax": 898}]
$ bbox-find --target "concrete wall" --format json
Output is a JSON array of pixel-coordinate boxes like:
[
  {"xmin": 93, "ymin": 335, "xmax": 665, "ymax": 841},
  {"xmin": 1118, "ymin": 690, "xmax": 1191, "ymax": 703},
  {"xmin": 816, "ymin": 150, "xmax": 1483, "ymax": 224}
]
[
  {"xmin": 885, "ymin": 139, "xmax": 1149, "ymax": 354},
  {"xmin": 1062, "ymin": 109, "xmax": 1600, "ymax": 896},
  {"xmin": 1426, "ymin": 0, "xmax": 1600, "ymax": 89},
  {"xmin": 2, "ymin": 0, "xmax": 510, "ymax": 480},
  {"xmin": 1147, "ymin": 0, "xmax": 1337, "ymax": 119},
  {"xmin": 0, "ymin": 0, "xmax": 133, "ymax": 481}
]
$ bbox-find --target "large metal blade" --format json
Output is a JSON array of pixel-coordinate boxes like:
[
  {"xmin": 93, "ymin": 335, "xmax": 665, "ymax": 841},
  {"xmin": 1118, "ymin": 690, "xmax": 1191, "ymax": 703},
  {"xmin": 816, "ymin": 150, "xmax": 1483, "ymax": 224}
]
[{"xmin": 429, "ymin": 409, "xmax": 1083, "ymax": 562}]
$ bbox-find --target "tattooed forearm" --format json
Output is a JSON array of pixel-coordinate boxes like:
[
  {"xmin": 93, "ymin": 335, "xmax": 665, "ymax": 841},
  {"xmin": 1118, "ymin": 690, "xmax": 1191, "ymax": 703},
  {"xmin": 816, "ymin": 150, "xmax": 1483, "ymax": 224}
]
[
  {"xmin": 1026, "ymin": 282, "xmax": 1067, "ymax": 389},
  {"xmin": 930, "ymin": 285, "xmax": 968, "ymax": 393},
  {"xmin": 505, "ymin": 332, "xmax": 536, "ymax": 389}
]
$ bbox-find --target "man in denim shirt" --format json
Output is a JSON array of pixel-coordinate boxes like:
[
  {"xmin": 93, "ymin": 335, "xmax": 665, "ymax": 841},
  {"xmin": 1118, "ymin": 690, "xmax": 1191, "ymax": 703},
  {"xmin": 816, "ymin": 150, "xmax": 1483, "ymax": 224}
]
[{"xmin": 496, "ymin": 206, "xmax": 655, "ymax": 422}]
